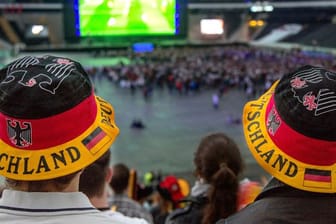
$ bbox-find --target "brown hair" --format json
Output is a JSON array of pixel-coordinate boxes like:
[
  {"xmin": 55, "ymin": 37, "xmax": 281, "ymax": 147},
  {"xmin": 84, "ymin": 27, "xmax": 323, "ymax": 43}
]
[
  {"xmin": 194, "ymin": 133, "xmax": 243, "ymax": 224},
  {"xmin": 5, "ymin": 171, "xmax": 80, "ymax": 192},
  {"xmin": 79, "ymin": 150, "xmax": 111, "ymax": 198},
  {"xmin": 110, "ymin": 163, "xmax": 130, "ymax": 194}
]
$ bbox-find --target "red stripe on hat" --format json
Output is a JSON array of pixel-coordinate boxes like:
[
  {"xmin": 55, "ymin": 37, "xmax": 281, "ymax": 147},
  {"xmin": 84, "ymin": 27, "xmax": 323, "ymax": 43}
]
[
  {"xmin": 0, "ymin": 93, "xmax": 97, "ymax": 150},
  {"xmin": 85, "ymin": 130, "xmax": 107, "ymax": 150},
  {"xmin": 304, "ymin": 174, "xmax": 331, "ymax": 182},
  {"xmin": 266, "ymin": 95, "xmax": 336, "ymax": 166}
]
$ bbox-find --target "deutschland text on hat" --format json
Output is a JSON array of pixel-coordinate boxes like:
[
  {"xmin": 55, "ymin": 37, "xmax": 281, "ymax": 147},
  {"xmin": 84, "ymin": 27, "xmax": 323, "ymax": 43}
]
[
  {"xmin": 243, "ymin": 65, "xmax": 336, "ymax": 193},
  {"xmin": 0, "ymin": 55, "xmax": 119, "ymax": 181}
]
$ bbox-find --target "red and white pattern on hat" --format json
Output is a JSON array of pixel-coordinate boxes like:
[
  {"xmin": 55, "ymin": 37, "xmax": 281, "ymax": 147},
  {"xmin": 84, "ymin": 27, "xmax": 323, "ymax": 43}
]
[{"xmin": 56, "ymin": 58, "xmax": 72, "ymax": 65}]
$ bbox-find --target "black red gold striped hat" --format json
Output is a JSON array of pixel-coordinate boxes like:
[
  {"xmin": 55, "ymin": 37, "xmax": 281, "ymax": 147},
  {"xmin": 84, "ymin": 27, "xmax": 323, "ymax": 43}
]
[
  {"xmin": 243, "ymin": 65, "xmax": 336, "ymax": 193},
  {"xmin": 0, "ymin": 55, "xmax": 119, "ymax": 180}
]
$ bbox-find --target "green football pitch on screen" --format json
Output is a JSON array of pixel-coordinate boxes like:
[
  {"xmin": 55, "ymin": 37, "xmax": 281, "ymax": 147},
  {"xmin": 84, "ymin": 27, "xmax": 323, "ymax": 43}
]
[{"xmin": 78, "ymin": 0, "xmax": 176, "ymax": 36}]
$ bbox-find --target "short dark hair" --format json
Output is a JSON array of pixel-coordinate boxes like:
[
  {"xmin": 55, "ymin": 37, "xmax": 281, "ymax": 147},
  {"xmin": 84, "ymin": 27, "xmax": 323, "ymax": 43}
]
[
  {"xmin": 110, "ymin": 163, "xmax": 130, "ymax": 194},
  {"xmin": 5, "ymin": 171, "xmax": 80, "ymax": 192},
  {"xmin": 79, "ymin": 150, "xmax": 111, "ymax": 198}
]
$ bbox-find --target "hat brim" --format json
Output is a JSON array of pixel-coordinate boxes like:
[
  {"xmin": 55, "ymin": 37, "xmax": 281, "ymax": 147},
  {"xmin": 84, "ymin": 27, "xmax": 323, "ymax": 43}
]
[
  {"xmin": 0, "ymin": 96, "xmax": 119, "ymax": 181},
  {"xmin": 243, "ymin": 81, "xmax": 336, "ymax": 193}
]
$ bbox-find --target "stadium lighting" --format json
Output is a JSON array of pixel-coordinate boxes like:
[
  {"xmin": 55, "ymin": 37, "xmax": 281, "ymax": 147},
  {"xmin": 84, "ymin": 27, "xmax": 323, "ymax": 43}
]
[
  {"xmin": 31, "ymin": 25, "xmax": 44, "ymax": 35},
  {"xmin": 200, "ymin": 19, "xmax": 224, "ymax": 35},
  {"xmin": 250, "ymin": 5, "xmax": 263, "ymax": 13},
  {"xmin": 257, "ymin": 20, "xmax": 264, "ymax": 26},
  {"xmin": 250, "ymin": 1, "xmax": 274, "ymax": 13},
  {"xmin": 248, "ymin": 19, "xmax": 264, "ymax": 27},
  {"xmin": 264, "ymin": 5, "xmax": 274, "ymax": 12},
  {"xmin": 25, "ymin": 24, "xmax": 49, "ymax": 44},
  {"xmin": 249, "ymin": 20, "xmax": 257, "ymax": 27}
]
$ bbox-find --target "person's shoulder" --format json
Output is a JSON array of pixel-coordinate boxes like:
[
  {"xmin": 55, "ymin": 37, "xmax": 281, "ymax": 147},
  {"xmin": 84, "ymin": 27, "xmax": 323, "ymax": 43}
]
[
  {"xmin": 113, "ymin": 195, "xmax": 143, "ymax": 209},
  {"xmin": 166, "ymin": 206, "xmax": 190, "ymax": 223},
  {"xmin": 110, "ymin": 194, "xmax": 134, "ymax": 205},
  {"xmin": 59, "ymin": 211, "xmax": 123, "ymax": 224},
  {"xmin": 215, "ymin": 204, "xmax": 260, "ymax": 224},
  {"xmin": 165, "ymin": 196, "xmax": 206, "ymax": 224},
  {"xmin": 103, "ymin": 210, "xmax": 149, "ymax": 224}
]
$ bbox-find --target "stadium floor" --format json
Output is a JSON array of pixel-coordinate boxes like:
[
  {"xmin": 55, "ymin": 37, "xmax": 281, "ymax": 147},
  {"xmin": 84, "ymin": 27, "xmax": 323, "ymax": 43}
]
[{"xmin": 94, "ymin": 77, "xmax": 269, "ymax": 184}]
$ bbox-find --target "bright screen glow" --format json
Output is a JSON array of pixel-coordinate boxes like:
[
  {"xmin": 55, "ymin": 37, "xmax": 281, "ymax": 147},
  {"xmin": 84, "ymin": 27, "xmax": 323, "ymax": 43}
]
[
  {"xmin": 76, "ymin": 0, "xmax": 177, "ymax": 36},
  {"xmin": 200, "ymin": 19, "xmax": 224, "ymax": 35}
]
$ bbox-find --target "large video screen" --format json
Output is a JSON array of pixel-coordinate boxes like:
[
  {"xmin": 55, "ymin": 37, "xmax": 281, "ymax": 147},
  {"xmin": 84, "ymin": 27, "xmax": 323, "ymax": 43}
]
[{"xmin": 74, "ymin": 0, "xmax": 179, "ymax": 36}]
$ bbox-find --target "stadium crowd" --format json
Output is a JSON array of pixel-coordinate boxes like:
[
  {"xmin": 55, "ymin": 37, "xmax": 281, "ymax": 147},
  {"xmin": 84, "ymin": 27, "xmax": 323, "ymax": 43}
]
[{"xmin": 87, "ymin": 46, "xmax": 336, "ymax": 99}]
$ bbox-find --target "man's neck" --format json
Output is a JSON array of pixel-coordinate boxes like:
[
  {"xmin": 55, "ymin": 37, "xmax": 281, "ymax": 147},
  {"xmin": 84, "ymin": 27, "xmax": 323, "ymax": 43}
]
[{"xmin": 89, "ymin": 190, "xmax": 110, "ymax": 208}]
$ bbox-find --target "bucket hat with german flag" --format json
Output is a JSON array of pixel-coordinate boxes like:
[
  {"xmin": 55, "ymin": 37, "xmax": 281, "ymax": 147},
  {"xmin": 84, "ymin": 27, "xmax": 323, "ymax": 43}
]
[
  {"xmin": 243, "ymin": 65, "xmax": 336, "ymax": 193},
  {"xmin": 0, "ymin": 55, "xmax": 119, "ymax": 181}
]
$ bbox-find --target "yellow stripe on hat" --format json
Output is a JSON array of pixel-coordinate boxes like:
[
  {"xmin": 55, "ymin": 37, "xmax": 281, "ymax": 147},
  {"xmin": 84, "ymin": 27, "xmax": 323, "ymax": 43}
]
[{"xmin": 303, "ymin": 180, "xmax": 331, "ymax": 189}]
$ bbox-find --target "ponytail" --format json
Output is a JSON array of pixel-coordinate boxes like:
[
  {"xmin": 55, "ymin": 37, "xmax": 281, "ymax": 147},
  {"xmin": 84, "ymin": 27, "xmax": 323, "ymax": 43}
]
[
  {"xmin": 194, "ymin": 133, "xmax": 243, "ymax": 224},
  {"xmin": 202, "ymin": 163, "xmax": 239, "ymax": 224}
]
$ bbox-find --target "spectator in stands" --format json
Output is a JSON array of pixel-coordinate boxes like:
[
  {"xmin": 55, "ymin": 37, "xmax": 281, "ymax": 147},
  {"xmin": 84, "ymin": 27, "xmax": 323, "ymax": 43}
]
[
  {"xmin": 217, "ymin": 65, "xmax": 336, "ymax": 223},
  {"xmin": 0, "ymin": 55, "xmax": 119, "ymax": 223},
  {"xmin": 212, "ymin": 93, "xmax": 220, "ymax": 110},
  {"xmin": 136, "ymin": 183, "xmax": 155, "ymax": 212},
  {"xmin": 79, "ymin": 149, "xmax": 149, "ymax": 224},
  {"xmin": 166, "ymin": 132, "xmax": 244, "ymax": 224},
  {"xmin": 151, "ymin": 175, "xmax": 186, "ymax": 224},
  {"xmin": 109, "ymin": 163, "xmax": 154, "ymax": 224}
]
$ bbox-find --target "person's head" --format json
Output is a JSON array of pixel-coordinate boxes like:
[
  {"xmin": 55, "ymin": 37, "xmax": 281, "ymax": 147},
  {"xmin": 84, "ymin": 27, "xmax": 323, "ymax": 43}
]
[
  {"xmin": 194, "ymin": 132, "xmax": 243, "ymax": 224},
  {"xmin": 79, "ymin": 150, "xmax": 111, "ymax": 198},
  {"xmin": 156, "ymin": 175, "xmax": 185, "ymax": 211},
  {"xmin": 243, "ymin": 65, "xmax": 336, "ymax": 194},
  {"xmin": 0, "ymin": 55, "xmax": 119, "ymax": 192},
  {"xmin": 110, "ymin": 163, "xmax": 130, "ymax": 194}
]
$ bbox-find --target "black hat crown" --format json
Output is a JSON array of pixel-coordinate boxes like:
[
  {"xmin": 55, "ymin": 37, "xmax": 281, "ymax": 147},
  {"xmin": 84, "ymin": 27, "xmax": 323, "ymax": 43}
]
[
  {"xmin": 275, "ymin": 65, "xmax": 336, "ymax": 140},
  {"xmin": 0, "ymin": 55, "xmax": 92, "ymax": 119}
]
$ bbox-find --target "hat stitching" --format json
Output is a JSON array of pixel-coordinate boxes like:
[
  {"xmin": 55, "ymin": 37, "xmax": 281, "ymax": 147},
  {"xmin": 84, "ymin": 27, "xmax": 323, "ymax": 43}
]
[
  {"xmin": 7, "ymin": 56, "xmax": 39, "ymax": 71},
  {"xmin": 4, "ymin": 56, "xmax": 76, "ymax": 95},
  {"xmin": 314, "ymin": 89, "xmax": 336, "ymax": 116}
]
